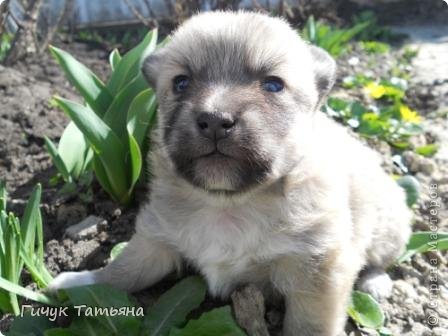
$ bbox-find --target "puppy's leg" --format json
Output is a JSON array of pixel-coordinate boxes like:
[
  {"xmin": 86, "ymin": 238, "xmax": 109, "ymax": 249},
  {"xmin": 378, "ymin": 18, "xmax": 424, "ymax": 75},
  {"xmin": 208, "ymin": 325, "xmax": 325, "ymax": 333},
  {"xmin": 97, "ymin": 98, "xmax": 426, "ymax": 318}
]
[
  {"xmin": 357, "ymin": 267, "xmax": 393, "ymax": 300},
  {"xmin": 49, "ymin": 234, "xmax": 181, "ymax": 292},
  {"xmin": 274, "ymin": 251, "xmax": 360, "ymax": 336}
]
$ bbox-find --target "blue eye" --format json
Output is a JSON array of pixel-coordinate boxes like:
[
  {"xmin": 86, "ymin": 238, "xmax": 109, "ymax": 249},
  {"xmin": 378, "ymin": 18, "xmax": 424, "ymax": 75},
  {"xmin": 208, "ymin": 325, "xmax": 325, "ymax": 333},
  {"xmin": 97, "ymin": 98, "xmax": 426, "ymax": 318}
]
[
  {"xmin": 173, "ymin": 75, "xmax": 190, "ymax": 93},
  {"xmin": 262, "ymin": 77, "xmax": 284, "ymax": 93}
]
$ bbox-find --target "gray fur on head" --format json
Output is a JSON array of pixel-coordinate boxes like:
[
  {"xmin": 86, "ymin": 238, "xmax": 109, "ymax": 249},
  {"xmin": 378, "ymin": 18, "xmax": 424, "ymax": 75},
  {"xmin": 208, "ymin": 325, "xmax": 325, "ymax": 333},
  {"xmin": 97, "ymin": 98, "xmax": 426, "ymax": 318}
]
[{"xmin": 142, "ymin": 11, "xmax": 337, "ymax": 193}]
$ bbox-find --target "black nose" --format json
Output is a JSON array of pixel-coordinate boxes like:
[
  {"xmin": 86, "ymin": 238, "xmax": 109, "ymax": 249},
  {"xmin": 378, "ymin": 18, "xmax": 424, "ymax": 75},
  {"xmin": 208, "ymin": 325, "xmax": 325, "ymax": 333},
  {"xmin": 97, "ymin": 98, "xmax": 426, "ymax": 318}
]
[{"xmin": 196, "ymin": 112, "xmax": 236, "ymax": 140}]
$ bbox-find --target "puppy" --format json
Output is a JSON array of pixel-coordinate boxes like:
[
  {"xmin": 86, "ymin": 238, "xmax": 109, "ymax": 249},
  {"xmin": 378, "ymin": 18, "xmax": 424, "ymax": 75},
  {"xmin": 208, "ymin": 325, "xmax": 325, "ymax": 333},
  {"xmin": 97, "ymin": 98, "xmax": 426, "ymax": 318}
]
[{"xmin": 50, "ymin": 12, "xmax": 411, "ymax": 336}]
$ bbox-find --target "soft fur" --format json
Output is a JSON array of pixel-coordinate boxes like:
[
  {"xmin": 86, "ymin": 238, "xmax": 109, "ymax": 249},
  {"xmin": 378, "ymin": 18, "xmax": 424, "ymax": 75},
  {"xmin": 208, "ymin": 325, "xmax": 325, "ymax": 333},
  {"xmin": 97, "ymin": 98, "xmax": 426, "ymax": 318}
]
[{"xmin": 49, "ymin": 12, "xmax": 411, "ymax": 336}]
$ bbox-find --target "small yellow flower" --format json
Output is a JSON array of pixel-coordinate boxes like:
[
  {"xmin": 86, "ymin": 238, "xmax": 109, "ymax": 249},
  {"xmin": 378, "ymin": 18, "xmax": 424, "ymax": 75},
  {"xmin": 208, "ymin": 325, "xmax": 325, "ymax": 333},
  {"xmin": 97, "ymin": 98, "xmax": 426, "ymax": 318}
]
[
  {"xmin": 365, "ymin": 82, "xmax": 386, "ymax": 99},
  {"xmin": 400, "ymin": 105, "xmax": 421, "ymax": 123}
]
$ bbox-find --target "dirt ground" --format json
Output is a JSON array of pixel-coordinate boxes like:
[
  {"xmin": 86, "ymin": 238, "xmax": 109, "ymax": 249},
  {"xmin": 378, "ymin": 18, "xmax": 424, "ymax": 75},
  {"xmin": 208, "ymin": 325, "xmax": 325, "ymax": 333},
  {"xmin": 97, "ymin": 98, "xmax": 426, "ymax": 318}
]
[{"xmin": 0, "ymin": 20, "xmax": 447, "ymax": 336}]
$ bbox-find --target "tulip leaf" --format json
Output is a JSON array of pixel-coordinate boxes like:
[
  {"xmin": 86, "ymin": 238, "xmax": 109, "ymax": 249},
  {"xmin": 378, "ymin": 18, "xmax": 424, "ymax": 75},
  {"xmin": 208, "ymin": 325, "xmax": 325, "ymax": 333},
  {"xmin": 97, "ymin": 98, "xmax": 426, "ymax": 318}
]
[
  {"xmin": 54, "ymin": 97, "xmax": 129, "ymax": 203},
  {"xmin": 107, "ymin": 30, "xmax": 157, "ymax": 95},
  {"xmin": 109, "ymin": 48, "xmax": 121, "ymax": 71},
  {"xmin": 44, "ymin": 137, "xmax": 72, "ymax": 183},
  {"xmin": 127, "ymin": 89, "xmax": 157, "ymax": 148},
  {"xmin": 92, "ymin": 156, "xmax": 117, "ymax": 202},
  {"xmin": 128, "ymin": 134, "xmax": 142, "ymax": 192},
  {"xmin": 58, "ymin": 122, "xmax": 90, "ymax": 179},
  {"xmin": 104, "ymin": 74, "xmax": 148, "ymax": 138},
  {"xmin": 49, "ymin": 46, "xmax": 113, "ymax": 117}
]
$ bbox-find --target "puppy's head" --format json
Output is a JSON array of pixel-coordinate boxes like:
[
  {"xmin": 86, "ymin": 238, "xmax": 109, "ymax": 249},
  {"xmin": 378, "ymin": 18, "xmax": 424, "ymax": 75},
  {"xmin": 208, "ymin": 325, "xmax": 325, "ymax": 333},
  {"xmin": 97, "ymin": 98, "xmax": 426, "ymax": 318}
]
[{"xmin": 143, "ymin": 12, "xmax": 335, "ymax": 194}]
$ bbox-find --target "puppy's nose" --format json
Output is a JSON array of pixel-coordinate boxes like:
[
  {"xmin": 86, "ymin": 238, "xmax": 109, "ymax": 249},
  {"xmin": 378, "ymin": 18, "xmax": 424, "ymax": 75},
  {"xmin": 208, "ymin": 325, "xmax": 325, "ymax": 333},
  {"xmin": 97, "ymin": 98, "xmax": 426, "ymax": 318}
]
[{"xmin": 196, "ymin": 113, "xmax": 236, "ymax": 140}]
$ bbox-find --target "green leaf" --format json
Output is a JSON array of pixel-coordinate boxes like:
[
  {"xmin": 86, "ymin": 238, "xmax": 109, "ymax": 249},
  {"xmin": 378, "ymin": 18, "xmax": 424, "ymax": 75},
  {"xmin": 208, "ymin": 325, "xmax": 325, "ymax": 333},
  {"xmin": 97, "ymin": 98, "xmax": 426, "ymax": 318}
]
[
  {"xmin": 347, "ymin": 291, "xmax": 385, "ymax": 329},
  {"xmin": 169, "ymin": 306, "xmax": 245, "ymax": 336},
  {"xmin": 63, "ymin": 284, "xmax": 141, "ymax": 334},
  {"xmin": 44, "ymin": 329, "xmax": 78, "ymax": 336},
  {"xmin": 143, "ymin": 276, "xmax": 207, "ymax": 336},
  {"xmin": 69, "ymin": 317, "xmax": 112, "ymax": 336},
  {"xmin": 397, "ymin": 231, "xmax": 448, "ymax": 263},
  {"xmin": 49, "ymin": 46, "xmax": 112, "ymax": 117},
  {"xmin": 20, "ymin": 184, "xmax": 42, "ymax": 258},
  {"xmin": 92, "ymin": 156, "xmax": 117, "ymax": 202},
  {"xmin": 8, "ymin": 312, "xmax": 56, "ymax": 336},
  {"xmin": 415, "ymin": 144, "xmax": 438, "ymax": 157},
  {"xmin": 103, "ymin": 74, "xmax": 148, "ymax": 139},
  {"xmin": 396, "ymin": 175, "xmax": 420, "ymax": 207},
  {"xmin": 110, "ymin": 242, "xmax": 128, "ymax": 261},
  {"xmin": 127, "ymin": 89, "xmax": 157, "ymax": 147},
  {"xmin": 109, "ymin": 49, "xmax": 121, "ymax": 71},
  {"xmin": 44, "ymin": 137, "xmax": 72, "ymax": 183},
  {"xmin": 0, "ymin": 277, "xmax": 58, "ymax": 306},
  {"xmin": 58, "ymin": 122, "xmax": 90, "ymax": 179},
  {"xmin": 128, "ymin": 134, "xmax": 142, "ymax": 193},
  {"xmin": 107, "ymin": 30, "xmax": 157, "ymax": 95},
  {"xmin": 0, "ymin": 180, "xmax": 6, "ymax": 212},
  {"xmin": 54, "ymin": 97, "xmax": 129, "ymax": 204}
]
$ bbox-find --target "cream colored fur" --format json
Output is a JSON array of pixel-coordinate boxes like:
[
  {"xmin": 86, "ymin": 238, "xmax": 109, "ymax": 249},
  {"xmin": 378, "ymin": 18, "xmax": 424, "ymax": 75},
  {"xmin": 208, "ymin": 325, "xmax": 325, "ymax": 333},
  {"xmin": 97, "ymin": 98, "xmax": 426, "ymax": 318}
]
[{"xmin": 49, "ymin": 12, "xmax": 412, "ymax": 336}]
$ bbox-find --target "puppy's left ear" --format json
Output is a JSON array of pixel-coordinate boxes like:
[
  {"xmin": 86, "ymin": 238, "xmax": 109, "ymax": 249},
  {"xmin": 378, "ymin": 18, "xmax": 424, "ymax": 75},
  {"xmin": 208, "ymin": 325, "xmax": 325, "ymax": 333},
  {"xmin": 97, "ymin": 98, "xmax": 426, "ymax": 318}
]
[
  {"xmin": 309, "ymin": 45, "xmax": 337, "ymax": 105},
  {"xmin": 142, "ymin": 49, "xmax": 165, "ymax": 89}
]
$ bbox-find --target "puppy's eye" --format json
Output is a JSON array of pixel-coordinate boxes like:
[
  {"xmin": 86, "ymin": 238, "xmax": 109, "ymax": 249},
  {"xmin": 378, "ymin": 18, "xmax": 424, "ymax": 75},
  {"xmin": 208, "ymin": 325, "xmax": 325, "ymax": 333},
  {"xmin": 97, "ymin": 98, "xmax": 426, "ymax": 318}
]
[
  {"xmin": 262, "ymin": 77, "xmax": 284, "ymax": 93},
  {"xmin": 173, "ymin": 75, "xmax": 190, "ymax": 93}
]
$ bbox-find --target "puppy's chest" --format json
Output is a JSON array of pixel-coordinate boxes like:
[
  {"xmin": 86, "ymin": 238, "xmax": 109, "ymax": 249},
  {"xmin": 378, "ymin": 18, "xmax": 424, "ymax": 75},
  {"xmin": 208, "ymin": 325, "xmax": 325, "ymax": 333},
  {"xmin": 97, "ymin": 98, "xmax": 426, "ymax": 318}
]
[{"xmin": 168, "ymin": 206, "xmax": 298, "ymax": 272}]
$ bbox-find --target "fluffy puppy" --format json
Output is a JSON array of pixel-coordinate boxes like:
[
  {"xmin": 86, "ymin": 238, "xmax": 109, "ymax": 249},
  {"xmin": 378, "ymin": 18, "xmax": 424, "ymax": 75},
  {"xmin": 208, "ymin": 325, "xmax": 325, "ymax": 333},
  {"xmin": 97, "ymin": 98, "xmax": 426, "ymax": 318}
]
[{"xmin": 50, "ymin": 11, "xmax": 411, "ymax": 336}]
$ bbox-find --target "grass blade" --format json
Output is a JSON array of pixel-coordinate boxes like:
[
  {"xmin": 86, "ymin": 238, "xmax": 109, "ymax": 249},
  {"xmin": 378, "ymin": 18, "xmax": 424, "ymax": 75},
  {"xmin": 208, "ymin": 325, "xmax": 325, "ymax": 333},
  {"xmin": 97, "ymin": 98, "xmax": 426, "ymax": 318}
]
[
  {"xmin": 20, "ymin": 184, "xmax": 42, "ymax": 257},
  {"xmin": 0, "ymin": 277, "xmax": 58, "ymax": 306}
]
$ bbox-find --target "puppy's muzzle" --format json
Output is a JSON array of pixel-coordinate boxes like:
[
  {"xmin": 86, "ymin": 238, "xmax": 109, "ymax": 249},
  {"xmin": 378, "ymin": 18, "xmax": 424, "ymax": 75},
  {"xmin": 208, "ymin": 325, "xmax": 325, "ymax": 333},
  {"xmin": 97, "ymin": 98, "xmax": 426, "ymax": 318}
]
[{"xmin": 196, "ymin": 112, "xmax": 236, "ymax": 141}]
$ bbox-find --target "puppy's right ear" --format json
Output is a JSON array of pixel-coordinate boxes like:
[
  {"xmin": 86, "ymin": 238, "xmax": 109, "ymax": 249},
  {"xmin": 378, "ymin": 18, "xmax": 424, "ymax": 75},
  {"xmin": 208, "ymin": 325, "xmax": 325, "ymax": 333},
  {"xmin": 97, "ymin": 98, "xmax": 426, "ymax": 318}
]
[{"xmin": 142, "ymin": 50, "xmax": 164, "ymax": 88}]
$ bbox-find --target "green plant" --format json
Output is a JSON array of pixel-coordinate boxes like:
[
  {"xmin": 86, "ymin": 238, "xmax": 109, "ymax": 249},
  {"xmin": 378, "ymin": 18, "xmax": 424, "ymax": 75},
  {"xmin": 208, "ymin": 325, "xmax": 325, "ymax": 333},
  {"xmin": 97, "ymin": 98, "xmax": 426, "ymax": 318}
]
[
  {"xmin": 415, "ymin": 144, "xmax": 438, "ymax": 157},
  {"xmin": 0, "ymin": 182, "xmax": 54, "ymax": 315},
  {"xmin": 302, "ymin": 16, "xmax": 369, "ymax": 57},
  {"xmin": 46, "ymin": 30, "xmax": 158, "ymax": 205},
  {"xmin": 323, "ymin": 97, "xmax": 422, "ymax": 148},
  {"xmin": 360, "ymin": 41, "xmax": 390, "ymax": 54},
  {"xmin": 352, "ymin": 11, "xmax": 405, "ymax": 43},
  {"xmin": 0, "ymin": 32, "xmax": 13, "ymax": 62},
  {"xmin": 7, "ymin": 276, "xmax": 245, "ymax": 336},
  {"xmin": 397, "ymin": 232, "xmax": 448, "ymax": 263},
  {"xmin": 348, "ymin": 291, "xmax": 391, "ymax": 336}
]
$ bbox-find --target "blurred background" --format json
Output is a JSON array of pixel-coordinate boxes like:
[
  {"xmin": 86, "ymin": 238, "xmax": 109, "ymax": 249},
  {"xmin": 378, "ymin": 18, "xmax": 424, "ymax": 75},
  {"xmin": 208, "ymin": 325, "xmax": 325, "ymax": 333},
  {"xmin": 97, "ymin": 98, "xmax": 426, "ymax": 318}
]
[{"xmin": 1, "ymin": 0, "xmax": 447, "ymax": 65}]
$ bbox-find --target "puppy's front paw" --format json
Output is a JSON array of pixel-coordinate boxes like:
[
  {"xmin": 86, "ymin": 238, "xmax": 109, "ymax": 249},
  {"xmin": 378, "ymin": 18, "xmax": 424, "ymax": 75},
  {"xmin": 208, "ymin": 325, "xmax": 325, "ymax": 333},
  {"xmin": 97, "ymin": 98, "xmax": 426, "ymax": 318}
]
[
  {"xmin": 47, "ymin": 271, "xmax": 96, "ymax": 293},
  {"xmin": 357, "ymin": 271, "xmax": 393, "ymax": 300}
]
